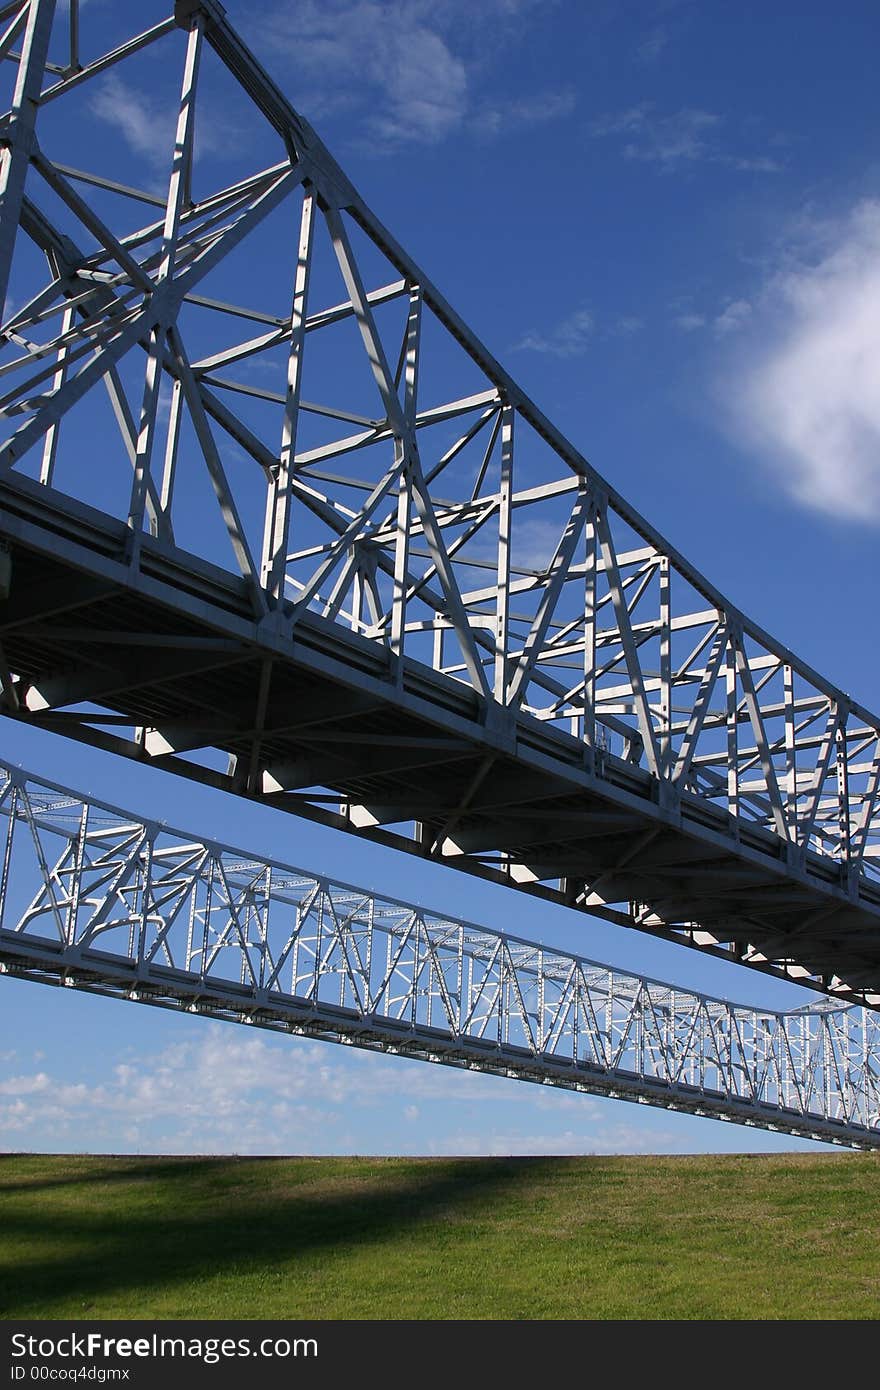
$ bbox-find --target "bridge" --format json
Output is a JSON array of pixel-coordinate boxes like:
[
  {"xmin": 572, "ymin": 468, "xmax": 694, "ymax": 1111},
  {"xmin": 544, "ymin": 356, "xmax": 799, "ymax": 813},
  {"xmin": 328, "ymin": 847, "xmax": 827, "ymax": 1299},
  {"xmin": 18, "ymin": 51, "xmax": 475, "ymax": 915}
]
[
  {"xmin": 0, "ymin": 0, "xmax": 879, "ymax": 1148},
  {"xmin": 1, "ymin": 758, "xmax": 878, "ymax": 1150}
]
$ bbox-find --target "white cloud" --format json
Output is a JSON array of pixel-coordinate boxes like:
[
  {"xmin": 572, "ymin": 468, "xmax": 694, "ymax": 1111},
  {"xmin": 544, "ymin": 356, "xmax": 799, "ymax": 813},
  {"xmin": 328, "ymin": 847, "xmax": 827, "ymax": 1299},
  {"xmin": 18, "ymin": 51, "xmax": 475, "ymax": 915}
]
[
  {"xmin": 591, "ymin": 104, "xmax": 718, "ymax": 169},
  {"xmin": 91, "ymin": 74, "xmax": 166, "ymax": 163},
  {"xmin": 509, "ymin": 514, "xmax": 576, "ymax": 569},
  {"xmin": 0, "ymin": 1024, "xmax": 583, "ymax": 1154},
  {"xmin": 90, "ymin": 74, "xmax": 237, "ymax": 169},
  {"xmin": 251, "ymin": 2, "xmax": 467, "ymax": 145},
  {"xmin": 721, "ymin": 199, "xmax": 880, "ymax": 521},
  {"xmin": 461, "ymin": 511, "xmax": 575, "ymax": 571},
  {"xmin": 251, "ymin": 0, "xmax": 570, "ymax": 150},
  {"xmin": 0, "ymin": 1016, "xmax": 816, "ymax": 1156},
  {"xmin": 714, "ymin": 298, "xmax": 752, "ymax": 336},
  {"xmin": 512, "ymin": 306, "xmax": 594, "ymax": 357},
  {"xmin": 471, "ymin": 89, "xmax": 577, "ymax": 139},
  {"xmin": 511, "ymin": 307, "xmax": 642, "ymax": 358},
  {"xmin": 590, "ymin": 103, "xmax": 782, "ymax": 175},
  {"xmin": 671, "ymin": 301, "xmax": 752, "ymax": 337},
  {"xmin": 730, "ymin": 155, "xmax": 783, "ymax": 173},
  {"xmin": 636, "ymin": 27, "xmax": 668, "ymax": 65},
  {"xmin": 371, "ymin": 25, "xmax": 468, "ymax": 145},
  {"xmin": 0, "ymin": 1071, "xmax": 50, "ymax": 1096}
]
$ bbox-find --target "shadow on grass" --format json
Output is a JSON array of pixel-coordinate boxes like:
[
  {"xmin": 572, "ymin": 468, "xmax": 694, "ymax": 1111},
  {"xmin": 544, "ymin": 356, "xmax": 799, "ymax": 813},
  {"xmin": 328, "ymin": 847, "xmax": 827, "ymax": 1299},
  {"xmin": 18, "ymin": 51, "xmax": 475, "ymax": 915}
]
[
  {"xmin": 0, "ymin": 1155, "xmax": 233, "ymax": 1197},
  {"xmin": 0, "ymin": 1155, "xmax": 566, "ymax": 1316}
]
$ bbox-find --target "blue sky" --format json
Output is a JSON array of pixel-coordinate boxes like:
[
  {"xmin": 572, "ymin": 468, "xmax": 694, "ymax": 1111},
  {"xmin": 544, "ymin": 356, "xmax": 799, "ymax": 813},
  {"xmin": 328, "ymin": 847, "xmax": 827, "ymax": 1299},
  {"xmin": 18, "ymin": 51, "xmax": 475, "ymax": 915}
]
[{"xmin": 3, "ymin": 0, "xmax": 880, "ymax": 1156}]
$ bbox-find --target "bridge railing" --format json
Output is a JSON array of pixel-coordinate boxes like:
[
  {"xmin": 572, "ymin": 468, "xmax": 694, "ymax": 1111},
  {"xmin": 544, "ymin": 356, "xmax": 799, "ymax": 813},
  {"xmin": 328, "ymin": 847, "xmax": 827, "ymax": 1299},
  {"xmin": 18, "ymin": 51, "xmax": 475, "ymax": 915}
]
[{"xmin": 1, "ymin": 759, "xmax": 878, "ymax": 1148}]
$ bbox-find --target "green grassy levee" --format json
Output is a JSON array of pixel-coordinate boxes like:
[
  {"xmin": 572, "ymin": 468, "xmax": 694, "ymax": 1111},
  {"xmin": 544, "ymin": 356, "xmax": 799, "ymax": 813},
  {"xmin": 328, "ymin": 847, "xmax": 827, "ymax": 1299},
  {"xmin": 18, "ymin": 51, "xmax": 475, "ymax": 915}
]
[{"xmin": 1, "ymin": 1152, "xmax": 879, "ymax": 1319}]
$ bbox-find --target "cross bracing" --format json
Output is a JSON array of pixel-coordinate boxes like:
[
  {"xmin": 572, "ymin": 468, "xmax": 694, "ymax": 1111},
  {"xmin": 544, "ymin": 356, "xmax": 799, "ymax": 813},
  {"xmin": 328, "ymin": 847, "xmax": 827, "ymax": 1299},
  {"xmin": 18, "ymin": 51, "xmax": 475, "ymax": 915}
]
[
  {"xmin": 0, "ymin": 1, "xmax": 879, "ymax": 1004},
  {"xmin": 1, "ymin": 758, "xmax": 879, "ymax": 1150}
]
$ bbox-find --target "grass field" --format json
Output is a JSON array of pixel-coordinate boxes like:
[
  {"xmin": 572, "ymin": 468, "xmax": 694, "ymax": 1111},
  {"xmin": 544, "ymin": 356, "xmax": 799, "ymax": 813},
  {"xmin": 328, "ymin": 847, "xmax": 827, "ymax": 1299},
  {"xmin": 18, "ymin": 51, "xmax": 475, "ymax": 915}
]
[{"xmin": 2, "ymin": 1152, "xmax": 880, "ymax": 1319}]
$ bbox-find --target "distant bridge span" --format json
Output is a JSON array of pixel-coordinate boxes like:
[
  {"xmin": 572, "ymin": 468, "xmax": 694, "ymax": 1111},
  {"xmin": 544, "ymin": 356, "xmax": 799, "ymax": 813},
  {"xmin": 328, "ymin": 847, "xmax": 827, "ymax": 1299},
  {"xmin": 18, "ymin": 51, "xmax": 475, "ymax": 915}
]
[
  {"xmin": 1, "ymin": 760, "xmax": 878, "ymax": 1150},
  {"xmin": 0, "ymin": 0, "xmax": 879, "ymax": 1008}
]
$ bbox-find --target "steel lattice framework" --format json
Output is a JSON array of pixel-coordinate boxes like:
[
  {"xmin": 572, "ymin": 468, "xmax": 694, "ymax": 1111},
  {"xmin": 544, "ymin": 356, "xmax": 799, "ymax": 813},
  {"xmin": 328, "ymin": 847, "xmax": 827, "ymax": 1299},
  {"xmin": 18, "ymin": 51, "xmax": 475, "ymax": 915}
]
[
  {"xmin": 0, "ymin": 1, "xmax": 879, "ymax": 1004},
  {"xmin": 1, "ymin": 759, "xmax": 879, "ymax": 1149}
]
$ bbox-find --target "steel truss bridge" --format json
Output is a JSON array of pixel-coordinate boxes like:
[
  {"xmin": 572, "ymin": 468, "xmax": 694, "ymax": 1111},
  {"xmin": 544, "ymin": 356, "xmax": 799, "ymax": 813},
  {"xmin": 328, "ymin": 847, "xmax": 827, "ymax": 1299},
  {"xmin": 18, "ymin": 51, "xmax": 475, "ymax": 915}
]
[
  {"xmin": 1, "ymin": 760, "xmax": 878, "ymax": 1149},
  {"xmin": 0, "ymin": 0, "xmax": 879, "ymax": 1148}
]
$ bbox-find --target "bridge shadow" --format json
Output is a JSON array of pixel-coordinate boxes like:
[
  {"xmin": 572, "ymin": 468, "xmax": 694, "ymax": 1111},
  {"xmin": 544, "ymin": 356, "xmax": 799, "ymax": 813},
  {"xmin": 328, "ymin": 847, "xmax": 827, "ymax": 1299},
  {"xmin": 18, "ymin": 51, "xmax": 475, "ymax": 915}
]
[
  {"xmin": 0, "ymin": 1154, "xmax": 569, "ymax": 1317},
  {"xmin": 0, "ymin": 1154, "xmax": 234, "ymax": 1197}
]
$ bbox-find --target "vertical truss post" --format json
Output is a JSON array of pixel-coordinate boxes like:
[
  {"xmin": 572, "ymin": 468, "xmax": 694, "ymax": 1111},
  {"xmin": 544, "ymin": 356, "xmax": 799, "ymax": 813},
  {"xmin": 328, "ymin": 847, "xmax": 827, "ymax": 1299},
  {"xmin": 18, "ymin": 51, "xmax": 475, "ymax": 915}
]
[
  {"xmin": 658, "ymin": 554, "xmax": 671, "ymax": 777},
  {"xmin": 493, "ymin": 403, "xmax": 513, "ymax": 703},
  {"xmin": 38, "ymin": 302, "xmax": 75, "ymax": 486},
  {"xmin": 726, "ymin": 631, "xmax": 739, "ymax": 824},
  {"xmin": 836, "ymin": 716, "xmax": 852, "ymax": 879},
  {"xmin": 389, "ymin": 284, "xmax": 421, "ymax": 679},
  {"xmin": 389, "ymin": 463, "xmax": 412, "ymax": 675},
  {"xmin": 128, "ymin": 15, "xmax": 204, "ymax": 549},
  {"xmin": 403, "ymin": 283, "xmax": 421, "ymax": 427},
  {"xmin": 596, "ymin": 503, "xmax": 659, "ymax": 776},
  {"xmin": 784, "ymin": 664, "xmax": 797, "ymax": 832},
  {"xmin": 159, "ymin": 377, "xmax": 184, "ymax": 523},
  {"xmin": 0, "ymin": 781, "xmax": 17, "ymax": 930},
  {"xmin": 734, "ymin": 636, "xmax": 789, "ymax": 842},
  {"xmin": 127, "ymin": 326, "xmax": 166, "ymax": 541},
  {"xmin": 582, "ymin": 506, "xmax": 597, "ymax": 756},
  {"xmin": 67, "ymin": 0, "xmax": 78, "ymax": 70},
  {"xmin": 261, "ymin": 189, "xmax": 315, "ymax": 606},
  {"xmin": 64, "ymin": 800, "xmax": 88, "ymax": 948},
  {"xmin": 0, "ymin": 0, "xmax": 56, "ymax": 320},
  {"xmin": 853, "ymin": 741, "xmax": 880, "ymax": 871},
  {"xmin": 432, "ymin": 609, "xmax": 444, "ymax": 670}
]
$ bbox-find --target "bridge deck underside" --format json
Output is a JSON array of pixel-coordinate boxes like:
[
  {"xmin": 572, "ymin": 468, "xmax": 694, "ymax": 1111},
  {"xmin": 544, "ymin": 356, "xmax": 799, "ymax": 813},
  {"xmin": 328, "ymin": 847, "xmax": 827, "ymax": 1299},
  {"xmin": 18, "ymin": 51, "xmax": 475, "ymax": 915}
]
[{"xmin": 4, "ymin": 482, "xmax": 880, "ymax": 1002}]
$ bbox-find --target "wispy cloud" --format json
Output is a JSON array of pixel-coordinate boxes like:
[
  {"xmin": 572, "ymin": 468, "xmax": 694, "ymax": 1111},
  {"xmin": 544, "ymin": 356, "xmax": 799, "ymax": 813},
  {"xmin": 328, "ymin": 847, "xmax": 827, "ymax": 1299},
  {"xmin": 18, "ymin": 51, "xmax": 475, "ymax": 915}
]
[
  {"xmin": 0, "ymin": 1017, "xmax": 806, "ymax": 1156},
  {"xmin": 463, "ymin": 512, "xmax": 579, "ymax": 571},
  {"xmin": 730, "ymin": 155, "xmax": 785, "ymax": 174},
  {"xmin": 612, "ymin": 314, "xmax": 644, "ymax": 336},
  {"xmin": 671, "ymin": 301, "xmax": 752, "ymax": 336},
  {"xmin": 89, "ymin": 2, "xmax": 567, "ymax": 163},
  {"xmin": 510, "ymin": 515, "xmax": 578, "ymax": 570},
  {"xmin": 636, "ymin": 26, "xmax": 668, "ymax": 65},
  {"xmin": 250, "ymin": 0, "xmax": 574, "ymax": 150},
  {"xmin": 714, "ymin": 298, "xmax": 752, "ymax": 336},
  {"xmin": 0, "ymin": 1071, "xmax": 52, "ymax": 1097},
  {"xmin": 90, "ymin": 73, "xmax": 169, "ymax": 164},
  {"xmin": 512, "ymin": 306, "xmax": 594, "ymax": 357},
  {"xmin": 720, "ymin": 199, "xmax": 880, "ymax": 521},
  {"xmin": 254, "ymin": 2, "xmax": 463, "ymax": 145},
  {"xmin": 512, "ymin": 306, "xmax": 644, "ymax": 359},
  {"xmin": 90, "ymin": 73, "xmax": 239, "ymax": 169},
  {"xmin": 590, "ymin": 102, "xmax": 783, "ymax": 174},
  {"xmin": 591, "ymin": 104, "xmax": 718, "ymax": 168},
  {"xmin": 0, "ymin": 1024, "xmax": 607, "ymax": 1155},
  {"xmin": 674, "ymin": 312, "xmax": 706, "ymax": 332},
  {"xmin": 371, "ymin": 25, "xmax": 468, "ymax": 145},
  {"xmin": 471, "ymin": 88, "xmax": 577, "ymax": 139},
  {"xmin": 0, "ymin": 1025, "xmax": 698, "ymax": 1157}
]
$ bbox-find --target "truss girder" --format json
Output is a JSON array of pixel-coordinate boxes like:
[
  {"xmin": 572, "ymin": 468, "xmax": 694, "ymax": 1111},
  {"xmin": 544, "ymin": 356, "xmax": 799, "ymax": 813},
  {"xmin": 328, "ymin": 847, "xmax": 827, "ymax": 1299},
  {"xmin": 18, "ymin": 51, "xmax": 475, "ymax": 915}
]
[
  {"xmin": 0, "ymin": 1, "xmax": 879, "ymax": 1002},
  {"xmin": 0, "ymin": 758, "xmax": 878, "ymax": 1150}
]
